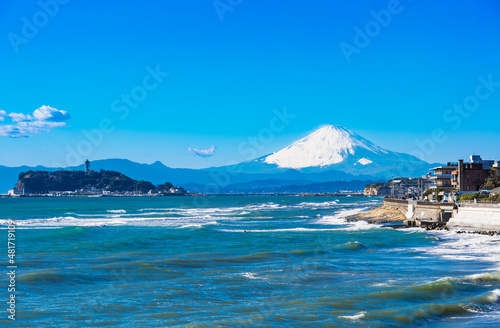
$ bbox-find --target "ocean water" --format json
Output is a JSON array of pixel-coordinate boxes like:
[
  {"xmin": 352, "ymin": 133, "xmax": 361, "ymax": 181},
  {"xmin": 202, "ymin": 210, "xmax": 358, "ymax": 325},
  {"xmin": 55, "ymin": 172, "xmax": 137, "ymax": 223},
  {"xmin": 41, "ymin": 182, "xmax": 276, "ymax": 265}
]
[{"xmin": 1, "ymin": 195, "xmax": 500, "ymax": 327}]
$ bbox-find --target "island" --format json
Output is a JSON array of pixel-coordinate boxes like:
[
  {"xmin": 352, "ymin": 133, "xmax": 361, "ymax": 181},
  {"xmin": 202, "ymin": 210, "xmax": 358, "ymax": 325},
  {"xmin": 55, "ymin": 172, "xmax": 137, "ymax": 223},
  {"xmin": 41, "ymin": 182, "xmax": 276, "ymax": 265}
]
[{"xmin": 10, "ymin": 169, "xmax": 187, "ymax": 197}]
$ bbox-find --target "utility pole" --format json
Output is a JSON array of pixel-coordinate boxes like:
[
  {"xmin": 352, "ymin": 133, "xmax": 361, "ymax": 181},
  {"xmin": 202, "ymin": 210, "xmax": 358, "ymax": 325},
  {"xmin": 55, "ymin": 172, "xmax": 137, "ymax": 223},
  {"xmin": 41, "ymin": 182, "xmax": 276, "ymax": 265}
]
[
  {"xmin": 417, "ymin": 178, "xmax": 420, "ymax": 200},
  {"xmin": 391, "ymin": 175, "xmax": 394, "ymax": 198}
]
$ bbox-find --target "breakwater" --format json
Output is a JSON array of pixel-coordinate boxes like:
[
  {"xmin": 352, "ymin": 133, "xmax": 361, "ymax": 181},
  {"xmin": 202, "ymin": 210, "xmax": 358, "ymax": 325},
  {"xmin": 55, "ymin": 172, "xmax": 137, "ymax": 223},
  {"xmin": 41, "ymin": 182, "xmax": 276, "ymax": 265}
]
[
  {"xmin": 383, "ymin": 198, "xmax": 500, "ymax": 232},
  {"xmin": 448, "ymin": 204, "xmax": 500, "ymax": 231}
]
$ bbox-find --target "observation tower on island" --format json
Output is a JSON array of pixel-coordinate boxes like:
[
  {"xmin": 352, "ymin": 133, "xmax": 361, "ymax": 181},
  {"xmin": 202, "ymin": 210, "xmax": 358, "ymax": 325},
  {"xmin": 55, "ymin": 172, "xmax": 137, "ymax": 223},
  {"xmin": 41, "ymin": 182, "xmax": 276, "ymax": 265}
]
[{"xmin": 84, "ymin": 159, "xmax": 90, "ymax": 173}]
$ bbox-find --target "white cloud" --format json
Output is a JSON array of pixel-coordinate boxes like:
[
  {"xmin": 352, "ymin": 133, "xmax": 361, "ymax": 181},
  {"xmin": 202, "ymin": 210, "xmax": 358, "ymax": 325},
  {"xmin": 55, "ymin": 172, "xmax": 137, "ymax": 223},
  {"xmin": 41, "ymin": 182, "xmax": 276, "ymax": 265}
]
[
  {"xmin": 8, "ymin": 112, "xmax": 32, "ymax": 122},
  {"xmin": 188, "ymin": 145, "xmax": 217, "ymax": 157},
  {"xmin": 33, "ymin": 105, "xmax": 71, "ymax": 122},
  {"xmin": 0, "ymin": 105, "xmax": 71, "ymax": 138},
  {"xmin": 0, "ymin": 125, "xmax": 16, "ymax": 137}
]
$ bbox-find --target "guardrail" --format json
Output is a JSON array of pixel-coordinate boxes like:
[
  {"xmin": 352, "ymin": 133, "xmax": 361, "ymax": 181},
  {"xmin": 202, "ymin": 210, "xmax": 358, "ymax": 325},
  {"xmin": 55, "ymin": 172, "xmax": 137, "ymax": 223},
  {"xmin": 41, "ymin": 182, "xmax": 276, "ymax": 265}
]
[
  {"xmin": 383, "ymin": 198, "xmax": 409, "ymax": 205},
  {"xmin": 459, "ymin": 202, "xmax": 500, "ymax": 208},
  {"xmin": 384, "ymin": 198, "xmax": 455, "ymax": 208}
]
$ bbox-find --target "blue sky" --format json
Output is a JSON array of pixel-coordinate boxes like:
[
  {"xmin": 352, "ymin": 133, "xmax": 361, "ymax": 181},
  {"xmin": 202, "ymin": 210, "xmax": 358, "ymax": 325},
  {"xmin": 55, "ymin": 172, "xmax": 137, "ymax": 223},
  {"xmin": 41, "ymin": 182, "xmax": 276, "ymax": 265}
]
[{"xmin": 1, "ymin": 0, "xmax": 499, "ymax": 168}]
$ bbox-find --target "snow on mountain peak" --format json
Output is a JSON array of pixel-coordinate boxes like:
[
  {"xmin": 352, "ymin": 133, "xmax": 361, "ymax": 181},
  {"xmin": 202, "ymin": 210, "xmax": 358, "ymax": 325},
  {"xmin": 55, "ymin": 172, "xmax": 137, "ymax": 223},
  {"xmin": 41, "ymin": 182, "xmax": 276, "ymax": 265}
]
[
  {"xmin": 356, "ymin": 158, "xmax": 373, "ymax": 165},
  {"xmin": 264, "ymin": 125, "xmax": 387, "ymax": 169}
]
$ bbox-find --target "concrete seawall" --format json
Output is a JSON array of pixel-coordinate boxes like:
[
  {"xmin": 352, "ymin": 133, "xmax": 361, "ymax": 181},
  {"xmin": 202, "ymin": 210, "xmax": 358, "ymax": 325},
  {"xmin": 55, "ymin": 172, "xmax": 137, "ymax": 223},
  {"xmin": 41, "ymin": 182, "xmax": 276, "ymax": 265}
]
[
  {"xmin": 384, "ymin": 198, "xmax": 500, "ymax": 232},
  {"xmin": 448, "ymin": 206, "xmax": 500, "ymax": 231},
  {"xmin": 383, "ymin": 199, "xmax": 453, "ymax": 221}
]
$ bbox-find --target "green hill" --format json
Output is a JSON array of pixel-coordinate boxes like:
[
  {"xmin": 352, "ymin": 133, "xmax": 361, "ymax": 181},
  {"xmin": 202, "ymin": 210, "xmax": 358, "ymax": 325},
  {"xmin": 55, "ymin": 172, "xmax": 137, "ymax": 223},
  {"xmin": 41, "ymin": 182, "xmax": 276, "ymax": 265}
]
[{"xmin": 14, "ymin": 170, "xmax": 183, "ymax": 194}]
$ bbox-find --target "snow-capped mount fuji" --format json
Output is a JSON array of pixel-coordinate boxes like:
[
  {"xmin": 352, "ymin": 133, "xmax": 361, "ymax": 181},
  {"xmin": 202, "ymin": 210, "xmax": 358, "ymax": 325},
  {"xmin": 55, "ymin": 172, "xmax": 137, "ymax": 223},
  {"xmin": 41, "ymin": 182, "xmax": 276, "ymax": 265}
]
[
  {"xmin": 264, "ymin": 125, "xmax": 388, "ymax": 169},
  {"xmin": 230, "ymin": 125, "xmax": 437, "ymax": 179}
]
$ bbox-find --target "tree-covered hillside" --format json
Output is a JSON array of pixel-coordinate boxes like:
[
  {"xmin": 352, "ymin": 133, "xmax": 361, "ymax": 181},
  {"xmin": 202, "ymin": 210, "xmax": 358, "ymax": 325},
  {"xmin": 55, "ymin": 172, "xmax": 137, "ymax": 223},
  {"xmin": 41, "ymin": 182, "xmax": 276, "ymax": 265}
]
[{"xmin": 14, "ymin": 170, "xmax": 181, "ymax": 194}]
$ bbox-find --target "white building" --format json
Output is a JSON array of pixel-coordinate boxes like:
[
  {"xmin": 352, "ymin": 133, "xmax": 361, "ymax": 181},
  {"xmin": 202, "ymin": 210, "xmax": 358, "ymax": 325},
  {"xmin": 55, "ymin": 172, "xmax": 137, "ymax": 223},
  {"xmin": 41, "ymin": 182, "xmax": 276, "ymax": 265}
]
[
  {"xmin": 470, "ymin": 155, "xmax": 495, "ymax": 170},
  {"xmin": 8, "ymin": 189, "xmax": 21, "ymax": 196}
]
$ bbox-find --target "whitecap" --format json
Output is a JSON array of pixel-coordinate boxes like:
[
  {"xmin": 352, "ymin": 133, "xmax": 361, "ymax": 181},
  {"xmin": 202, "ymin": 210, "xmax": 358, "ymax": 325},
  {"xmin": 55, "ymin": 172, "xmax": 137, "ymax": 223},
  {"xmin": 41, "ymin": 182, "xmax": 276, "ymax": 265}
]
[
  {"xmin": 317, "ymin": 207, "xmax": 368, "ymax": 225},
  {"xmin": 241, "ymin": 272, "xmax": 259, "ymax": 279},
  {"xmin": 219, "ymin": 228, "xmax": 339, "ymax": 233},
  {"xmin": 107, "ymin": 209, "xmax": 126, "ymax": 214},
  {"xmin": 339, "ymin": 311, "xmax": 366, "ymax": 320}
]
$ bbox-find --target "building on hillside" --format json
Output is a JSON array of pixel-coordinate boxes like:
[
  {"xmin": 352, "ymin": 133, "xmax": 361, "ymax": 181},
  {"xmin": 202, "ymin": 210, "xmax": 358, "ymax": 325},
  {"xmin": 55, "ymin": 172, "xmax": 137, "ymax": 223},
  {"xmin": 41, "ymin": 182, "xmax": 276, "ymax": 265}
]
[
  {"xmin": 8, "ymin": 189, "xmax": 21, "ymax": 196},
  {"xmin": 169, "ymin": 187, "xmax": 185, "ymax": 195},
  {"xmin": 84, "ymin": 159, "xmax": 90, "ymax": 173},
  {"xmin": 452, "ymin": 155, "xmax": 491, "ymax": 192},
  {"xmin": 494, "ymin": 161, "xmax": 500, "ymax": 168},
  {"xmin": 429, "ymin": 163, "xmax": 457, "ymax": 192},
  {"xmin": 470, "ymin": 154, "xmax": 495, "ymax": 170}
]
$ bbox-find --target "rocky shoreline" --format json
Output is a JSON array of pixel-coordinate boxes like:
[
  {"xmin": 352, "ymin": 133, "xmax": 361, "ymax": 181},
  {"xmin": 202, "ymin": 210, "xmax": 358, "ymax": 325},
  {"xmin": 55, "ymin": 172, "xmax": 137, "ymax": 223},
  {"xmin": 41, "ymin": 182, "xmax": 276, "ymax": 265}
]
[
  {"xmin": 346, "ymin": 206, "xmax": 406, "ymax": 224},
  {"xmin": 346, "ymin": 206, "xmax": 448, "ymax": 231}
]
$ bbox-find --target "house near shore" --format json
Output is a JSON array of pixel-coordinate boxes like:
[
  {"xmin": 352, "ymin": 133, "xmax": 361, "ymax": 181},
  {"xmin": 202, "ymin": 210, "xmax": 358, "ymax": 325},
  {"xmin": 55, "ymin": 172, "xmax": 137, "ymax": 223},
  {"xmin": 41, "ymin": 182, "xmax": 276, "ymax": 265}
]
[
  {"xmin": 429, "ymin": 163, "xmax": 457, "ymax": 192},
  {"xmin": 429, "ymin": 155, "xmax": 496, "ymax": 194},
  {"xmin": 452, "ymin": 156, "xmax": 491, "ymax": 192}
]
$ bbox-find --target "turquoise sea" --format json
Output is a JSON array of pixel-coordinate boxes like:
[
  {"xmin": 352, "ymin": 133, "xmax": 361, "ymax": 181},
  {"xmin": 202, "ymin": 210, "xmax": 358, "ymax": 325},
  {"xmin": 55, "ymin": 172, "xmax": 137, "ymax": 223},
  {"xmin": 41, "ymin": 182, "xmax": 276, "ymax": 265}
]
[{"xmin": 2, "ymin": 195, "xmax": 500, "ymax": 327}]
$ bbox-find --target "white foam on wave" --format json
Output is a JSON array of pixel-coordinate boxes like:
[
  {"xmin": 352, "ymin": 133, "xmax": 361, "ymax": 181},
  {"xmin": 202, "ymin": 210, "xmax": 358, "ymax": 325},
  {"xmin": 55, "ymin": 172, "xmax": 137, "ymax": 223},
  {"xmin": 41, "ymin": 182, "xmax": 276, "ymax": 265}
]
[
  {"xmin": 371, "ymin": 279, "xmax": 399, "ymax": 287},
  {"xmin": 112, "ymin": 212, "xmax": 177, "ymax": 218},
  {"xmin": 65, "ymin": 213, "xmax": 104, "ymax": 218},
  {"xmin": 107, "ymin": 209, "xmax": 126, "ymax": 214},
  {"xmin": 342, "ymin": 220, "xmax": 380, "ymax": 231},
  {"xmin": 465, "ymin": 272, "xmax": 500, "ymax": 282},
  {"xmin": 316, "ymin": 207, "xmax": 369, "ymax": 225},
  {"xmin": 0, "ymin": 215, "xmax": 227, "ymax": 228},
  {"xmin": 487, "ymin": 289, "xmax": 500, "ymax": 302},
  {"xmin": 132, "ymin": 200, "xmax": 375, "ymax": 221},
  {"xmin": 135, "ymin": 200, "xmax": 359, "ymax": 218},
  {"xmin": 179, "ymin": 221, "xmax": 218, "ymax": 229},
  {"xmin": 170, "ymin": 202, "xmax": 284, "ymax": 216},
  {"xmin": 339, "ymin": 311, "xmax": 366, "ymax": 320},
  {"xmin": 420, "ymin": 230, "xmax": 500, "ymax": 263},
  {"xmin": 241, "ymin": 272, "xmax": 259, "ymax": 279},
  {"xmin": 297, "ymin": 200, "xmax": 339, "ymax": 208},
  {"xmin": 219, "ymin": 227, "xmax": 339, "ymax": 233}
]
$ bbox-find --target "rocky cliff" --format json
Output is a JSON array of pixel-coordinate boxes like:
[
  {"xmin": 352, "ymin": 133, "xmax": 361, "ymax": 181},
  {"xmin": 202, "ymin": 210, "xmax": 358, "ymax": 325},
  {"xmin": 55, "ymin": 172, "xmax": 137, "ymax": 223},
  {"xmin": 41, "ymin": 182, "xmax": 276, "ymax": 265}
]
[{"xmin": 363, "ymin": 182, "xmax": 390, "ymax": 196}]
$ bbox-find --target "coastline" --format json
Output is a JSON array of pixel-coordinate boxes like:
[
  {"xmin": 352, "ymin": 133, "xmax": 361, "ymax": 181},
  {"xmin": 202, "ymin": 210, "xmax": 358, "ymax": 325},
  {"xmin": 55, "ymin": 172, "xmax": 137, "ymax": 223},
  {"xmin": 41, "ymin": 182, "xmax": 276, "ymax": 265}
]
[
  {"xmin": 352, "ymin": 202, "xmax": 500, "ymax": 235},
  {"xmin": 0, "ymin": 192, "xmax": 365, "ymax": 198}
]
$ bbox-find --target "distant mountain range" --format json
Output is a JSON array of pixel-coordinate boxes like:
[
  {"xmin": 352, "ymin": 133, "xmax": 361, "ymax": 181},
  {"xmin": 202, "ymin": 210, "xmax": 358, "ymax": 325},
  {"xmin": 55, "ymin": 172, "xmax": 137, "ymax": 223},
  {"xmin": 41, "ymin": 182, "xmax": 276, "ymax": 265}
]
[
  {"xmin": 0, "ymin": 159, "xmax": 376, "ymax": 194},
  {"xmin": 213, "ymin": 125, "xmax": 438, "ymax": 178},
  {"xmin": 182, "ymin": 180, "xmax": 373, "ymax": 194},
  {"xmin": 0, "ymin": 125, "xmax": 440, "ymax": 193}
]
